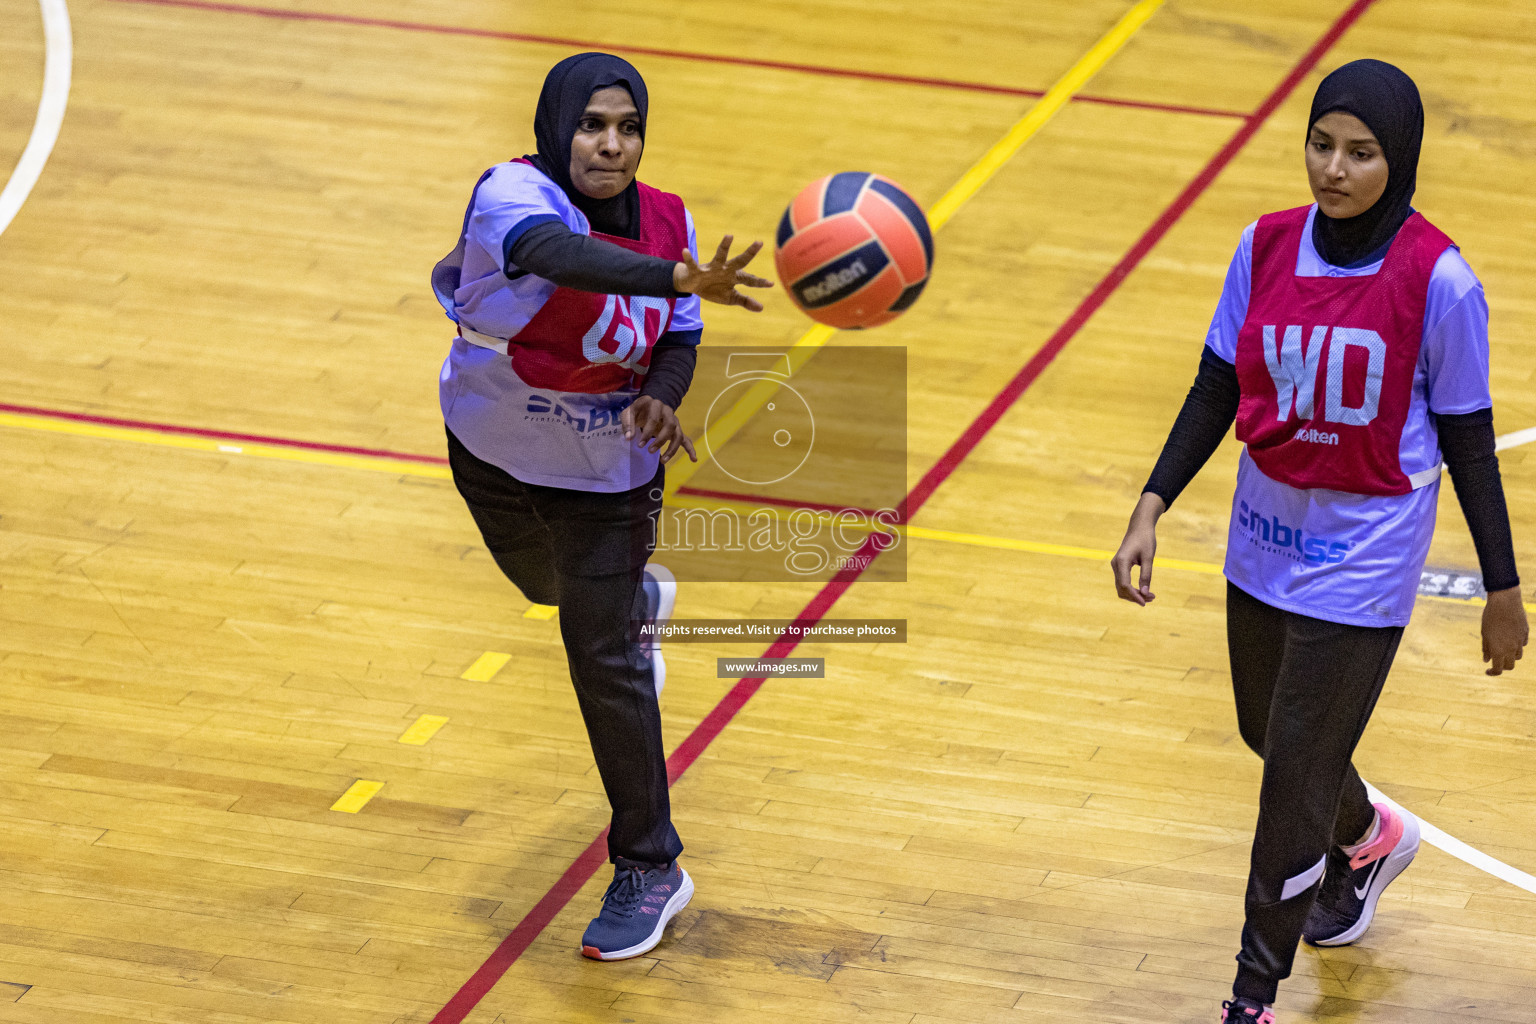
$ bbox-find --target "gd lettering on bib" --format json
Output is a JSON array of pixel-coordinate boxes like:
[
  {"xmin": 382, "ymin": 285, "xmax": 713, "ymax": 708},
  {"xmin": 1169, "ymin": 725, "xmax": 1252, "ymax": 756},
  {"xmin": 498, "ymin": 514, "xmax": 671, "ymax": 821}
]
[{"xmin": 1234, "ymin": 206, "xmax": 1453, "ymax": 496}]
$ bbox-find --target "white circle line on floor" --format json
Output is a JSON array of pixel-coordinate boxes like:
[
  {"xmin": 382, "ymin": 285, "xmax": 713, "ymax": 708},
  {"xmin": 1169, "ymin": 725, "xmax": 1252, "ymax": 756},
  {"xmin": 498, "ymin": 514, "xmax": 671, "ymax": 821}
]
[
  {"xmin": 1496, "ymin": 424, "xmax": 1536, "ymax": 452},
  {"xmin": 0, "ymin": 0, "xmax": 72, "ymax": 239},
  {"xmin": 1365, "ymin": 782, "xmax": 1536, "ymax": 896}
]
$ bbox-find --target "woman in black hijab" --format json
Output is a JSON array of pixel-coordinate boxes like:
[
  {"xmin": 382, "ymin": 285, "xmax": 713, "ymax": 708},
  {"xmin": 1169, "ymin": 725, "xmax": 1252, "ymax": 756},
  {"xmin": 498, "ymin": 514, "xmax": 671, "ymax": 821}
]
[
  {"xmin": 1109, "ymin": 60, "xmax": 1526, "ymax": 1021},
  {"xmin": 432, "ymin": 53, "xmax": 770, "ymax": 963}
]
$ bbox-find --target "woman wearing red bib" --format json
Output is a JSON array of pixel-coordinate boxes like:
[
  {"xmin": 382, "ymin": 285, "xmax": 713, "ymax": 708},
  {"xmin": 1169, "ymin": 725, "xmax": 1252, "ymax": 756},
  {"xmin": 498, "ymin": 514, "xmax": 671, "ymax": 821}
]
[
  {"xmin": 1111, "ymin": 61, "xmax": 1528, "ymax": 1021},
  {"xmin": 433, "ymin": 53, "xmax": 770, "ymax": 962}
]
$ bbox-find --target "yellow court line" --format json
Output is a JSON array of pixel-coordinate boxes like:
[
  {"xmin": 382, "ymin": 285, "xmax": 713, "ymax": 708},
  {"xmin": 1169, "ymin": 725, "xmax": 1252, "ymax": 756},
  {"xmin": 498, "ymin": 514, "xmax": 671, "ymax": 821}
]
[
  {"xmin": 664, "ymin": 495, "xmax": 1534, "ymax": 612},
  {"xmin": 924, "ymin": 0, "xmax": 1164, "ymax": 232},
  {"xmin": 901, "ymin": 523, "xmax": 1220, "ymax": 574},
  {"xmin": 460, "ymin": 651, "xmax": 512, "ymax": 682},
  {"xmin": 662, "ymin": 0, "xmax": 1166, "ymax": 499},
  {"xmin": 3, "ymin": 409, "xmax": 1526, "ymax": 611},
  {"xmin": 904, "ymin": 523, "xmax": 1536, "ymax": 614},
  {"xmin": 330, "ymin": 779, "xmax": 384, "ymax": 813},
  {"xmin": 398, "ymin": 714, "xmax": 449, "ymax": 746}
]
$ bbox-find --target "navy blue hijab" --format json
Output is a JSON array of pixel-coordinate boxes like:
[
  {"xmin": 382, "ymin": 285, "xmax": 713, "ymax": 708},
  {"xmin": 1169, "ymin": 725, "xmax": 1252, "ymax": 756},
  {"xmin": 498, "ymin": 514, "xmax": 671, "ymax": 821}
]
[
  {"xmin": 1307, "ymin": 59, "xmax": 1424, "ymax": 267},
  {"xmin": 527, "ymin": 52, "xmax": 649, "ymax": 239}
]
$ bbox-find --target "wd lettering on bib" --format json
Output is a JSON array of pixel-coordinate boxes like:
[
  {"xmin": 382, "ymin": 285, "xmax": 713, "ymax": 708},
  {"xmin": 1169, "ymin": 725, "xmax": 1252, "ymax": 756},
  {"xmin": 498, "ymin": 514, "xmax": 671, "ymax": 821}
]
[
  {"xmin": 1234, "ymin": 207, "xmax": 1454, "ymax": 496},
  {"xmin": 1260, "ymin": 324, "xmax": 1386, "ymax": 427}
]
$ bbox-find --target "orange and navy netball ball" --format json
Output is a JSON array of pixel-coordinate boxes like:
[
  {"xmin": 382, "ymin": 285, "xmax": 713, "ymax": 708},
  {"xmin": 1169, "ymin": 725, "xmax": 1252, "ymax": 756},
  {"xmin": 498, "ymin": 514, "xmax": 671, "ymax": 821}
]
[{"xmin": 774, "ymin": 172, "xmax": 933, "ymax": 329}]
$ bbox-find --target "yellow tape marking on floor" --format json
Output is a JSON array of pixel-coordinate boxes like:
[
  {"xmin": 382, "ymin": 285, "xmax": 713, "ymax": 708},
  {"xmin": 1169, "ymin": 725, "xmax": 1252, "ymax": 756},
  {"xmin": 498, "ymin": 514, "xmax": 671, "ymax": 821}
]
[
  {"xmin": 398, "ymin": 714, "xmax": 449, "ymax": 746},
  {"xmin": 665, "ymin": 495, "xmax": 1534, "ymax": 612},
  {"xmin": 460, "ymin": 651, "xmax": 512, "ymax": 681},
  {"xmin": 330, "ymin": 779, "xmax": 384, "ymax": 813},
  {"xmin": 4, "ymin": 404, "xmax": 1523, "ymax": 613},
  {"xmin": 662, "ymin": 0, "xmax": 1165, "ymax": 499},
  {"xmin": 902, "ymin": 523, "xmax": 1219, "ymax": 574},
  {"xmin": 904, "ymin": 524, "xmax": 1535, "ymax": 613}
]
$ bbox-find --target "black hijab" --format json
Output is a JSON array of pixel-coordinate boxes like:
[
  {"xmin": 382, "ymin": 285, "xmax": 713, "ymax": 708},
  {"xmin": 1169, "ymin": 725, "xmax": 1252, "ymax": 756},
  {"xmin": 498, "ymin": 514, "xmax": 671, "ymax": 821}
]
[
  {"xmin": 526, "ymin": 52, "xmax": 648, "ymax": 240},
  {"xmin": 1307, "ymin": 59, "xmax": 1423, "ymax": 267}
]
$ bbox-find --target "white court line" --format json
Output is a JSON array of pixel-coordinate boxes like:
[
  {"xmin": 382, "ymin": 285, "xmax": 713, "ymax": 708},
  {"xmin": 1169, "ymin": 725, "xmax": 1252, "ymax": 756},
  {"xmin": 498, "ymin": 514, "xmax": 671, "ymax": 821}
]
[
  {"xmin": 1496, "ymin": 425, "xmax": 1536, "ymax": 453},
  {"xmin": 1365, "ymin": 782, "xmax": 1536, "ymax": 897},
  {"xmin": 0, "ymin": 0, "xmax": 72, "ymax": 238}
]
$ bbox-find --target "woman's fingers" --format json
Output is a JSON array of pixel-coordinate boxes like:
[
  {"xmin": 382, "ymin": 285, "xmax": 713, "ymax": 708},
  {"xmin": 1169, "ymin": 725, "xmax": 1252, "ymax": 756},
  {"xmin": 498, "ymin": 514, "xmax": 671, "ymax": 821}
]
[
  {"xmin": 738, "ymin": 271, "xmax": 774, "ymax": 288},
  {"xmin": 712, "ymin": 235, "xmax": 733, "ymax": 265},
  {"xmin": 1110, "ymin": 554, "xmax": 1143, "ymax": 606},
  {"xmin": 679, "ymin": 433, "xmax": 698, "ymax": 462},
  {"xmin": 726, "ymin": 240, "xmax": 763, "ymax": 269},
  {"xmin": 733, "ymin": 290, "xmax": 765, "ymax": 312},
  {"xmin": 628, "ymin": 399, "xmax": 664, "ymax": 447},
  {"xmin": 660, "ymin": 432, "xmax": 682, "ymax": 462}
]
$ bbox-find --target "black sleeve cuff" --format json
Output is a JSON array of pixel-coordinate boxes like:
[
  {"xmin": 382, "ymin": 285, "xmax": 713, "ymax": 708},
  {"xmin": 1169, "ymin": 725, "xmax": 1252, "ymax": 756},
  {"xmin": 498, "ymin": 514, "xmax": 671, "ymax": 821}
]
[
  {"xmin": 1438, "ymin": 409, "xmax": 1520, "ymax": 592},
  {"xmin": 1142, "ymin": 347, "xmax": 1241, "ymax": 508},
  {"xmin": 638, "ymin": 332, "xmax": 700, "ymax": 410}
]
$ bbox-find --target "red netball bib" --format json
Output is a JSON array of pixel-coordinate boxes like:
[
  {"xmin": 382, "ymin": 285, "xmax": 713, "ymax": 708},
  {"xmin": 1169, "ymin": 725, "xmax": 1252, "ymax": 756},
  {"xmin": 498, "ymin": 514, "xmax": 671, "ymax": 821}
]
[
  {"xmin": 1234, "ymin": 206, "xmax": 1453, "ymax": 496},
  {"xmin": 508, "ymin": 166, "xmax": 688, "ymax": 394}
]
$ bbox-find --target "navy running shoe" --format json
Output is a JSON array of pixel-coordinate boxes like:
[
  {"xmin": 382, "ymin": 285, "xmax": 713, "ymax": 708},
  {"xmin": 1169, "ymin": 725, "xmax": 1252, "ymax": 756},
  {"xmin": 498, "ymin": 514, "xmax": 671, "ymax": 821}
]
[
  {"xmin": 1221, "ymin": 998, "xmax": 1274, "ymax": 1023},
  {"xmin": 639, "ymin": 563, "xmax": 676, "ymax": 697},
  {"xmin": 580, "ymin": 858, "xmax": 693, "ymax": 961},
  {"xmin": 1304, "ymin": 801, "xmax": 1420, "ymax": 947}
]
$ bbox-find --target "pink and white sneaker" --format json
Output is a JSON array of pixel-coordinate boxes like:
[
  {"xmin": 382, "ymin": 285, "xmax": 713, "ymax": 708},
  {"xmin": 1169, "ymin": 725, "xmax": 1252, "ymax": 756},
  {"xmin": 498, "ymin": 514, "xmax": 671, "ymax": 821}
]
[
  {"xmin": 1222, "ymin": 997, "xmax": 1275, "ymax": 1023},
  {"xmin": 1304, "ymin": 801, "xmax": 1421, "ymax": 947}
]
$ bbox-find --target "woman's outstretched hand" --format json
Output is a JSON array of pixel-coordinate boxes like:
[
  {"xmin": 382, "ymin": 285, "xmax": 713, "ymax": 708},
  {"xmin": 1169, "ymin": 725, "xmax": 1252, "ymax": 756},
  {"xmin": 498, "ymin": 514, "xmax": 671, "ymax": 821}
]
[
  {"xmin": 1482, "ymin": 586, "xmax": 1529, "ymax": 676},
  {"xmin": 622, "ymin": 396, "xmax": 698, "ymax": 465},
  {"xmin": 673, "ymin": 235, "xmax": 773, "ymax": 311},
  {"xmin": 1111, "ymin": 492, "xmax": 1168, "ymax": 606}
]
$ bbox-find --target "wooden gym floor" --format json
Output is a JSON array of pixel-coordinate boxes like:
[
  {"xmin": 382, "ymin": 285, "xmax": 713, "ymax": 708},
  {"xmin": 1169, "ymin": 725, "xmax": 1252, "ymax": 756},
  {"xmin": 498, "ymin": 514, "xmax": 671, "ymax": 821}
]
[{"xmin": 1, "ymin": 0, "xmax": 1534, "ymax": 1022}]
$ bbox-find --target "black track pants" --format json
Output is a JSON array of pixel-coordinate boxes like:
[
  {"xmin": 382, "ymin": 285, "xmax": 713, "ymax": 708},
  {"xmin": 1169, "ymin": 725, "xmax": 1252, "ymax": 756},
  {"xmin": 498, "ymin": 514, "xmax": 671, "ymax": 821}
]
[
  {"xmin": 1226, "ymin": 582, "xmax": 1403, "ymax": 1005},
  {"xmin": 447, "ymin": 428, "xmax": 682, "ymax": 866}
]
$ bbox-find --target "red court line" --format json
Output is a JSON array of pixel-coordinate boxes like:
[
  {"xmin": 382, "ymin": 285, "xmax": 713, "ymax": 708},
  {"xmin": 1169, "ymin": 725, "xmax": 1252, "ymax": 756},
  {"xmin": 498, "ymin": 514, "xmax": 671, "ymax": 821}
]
[
  {"xmin": 104, "ymin": 0, "xmax": 1247, "ymax": 121},
  {"xmin": 0, "ymin": 403, "xmax": 868, "ymax": 521},
  {"xmin": 0, "ymin": 401, "xmax": 448, "ymax": 465},
  {"xmin": 426, "ymin": 2, "xmax": 1381, "ymax": 1021},
  {"xmin": 904, "ymin": 2, "xmax": 1377, "ymax": 515},
  {"xmin": 431, "ymin": 539, "xmax": 877, "ymax": 1023}
]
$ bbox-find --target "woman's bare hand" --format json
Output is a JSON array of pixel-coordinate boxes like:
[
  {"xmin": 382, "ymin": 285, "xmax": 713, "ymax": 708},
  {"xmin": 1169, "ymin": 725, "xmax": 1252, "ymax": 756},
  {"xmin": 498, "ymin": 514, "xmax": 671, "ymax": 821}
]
[
  {"xmin": 1111, "ymin": 493, "xmax": 1168, "ymax": 606},
  {"xmin": 622, "ymin": 396, "xmax": 698, "ymax": 464},
  {"xmin": 673, "ymin": 235, "xmax": 773, "ymax": 311},
  {"xmin": 1482, "ymin": 585, "xmax": 1529, "ymax": 676}
]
